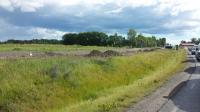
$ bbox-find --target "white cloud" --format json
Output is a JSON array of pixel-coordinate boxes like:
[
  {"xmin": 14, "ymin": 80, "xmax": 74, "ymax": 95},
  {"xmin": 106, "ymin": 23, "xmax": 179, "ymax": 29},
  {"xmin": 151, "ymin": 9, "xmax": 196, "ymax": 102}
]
[
  {"xmin": 156, "ymin": 0, "xmax": 200, "ymax": 16},
  {"xmin": 0, "ymin": 0, "xmax": 157, "ymax": 12},
  {"xmin": 1, "ymin": 0, "xmax": 200, "ymax": 44},
  {"xmin": 163, "ymin": 20, "xmax": 200, "ymax": 29},
  {"xmin": 0, "ymin": 0, "xmax": 14, "ymax": 11},
  {"xmin": 0, "ymin": 0, "xmax": 200, "ymax": 16},
  {"xmin": 18, "ymin": 0, "xmax": 43, "ymax": 12},
  {"xmin": 0, "ymin": 19, "xmax": 65, "ymax": 40},
  {"xmin": 116, "ymin": 0, "xmax": 156, "ymax": 8},
  {"xmin": 28, "ymin": 27, "xmax": 65, "ymax": 40},
  {"xmin": 0, "ymin": 19, "xmax": 29, "ymax": 40},
  {"xmin": 105, "ymin": 8, "xmax": 123, "ymax": 14},
  {"xmin": 0, "ymin": 0, "xmax": 43, "ymax": 12}
]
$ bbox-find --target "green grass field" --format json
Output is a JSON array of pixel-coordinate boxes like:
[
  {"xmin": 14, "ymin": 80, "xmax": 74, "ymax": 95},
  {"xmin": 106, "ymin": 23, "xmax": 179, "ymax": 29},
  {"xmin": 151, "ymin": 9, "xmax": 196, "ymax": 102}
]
[
  {"xmin": 0, "ymin": 48, "xmax": 186, "ymax": 112},
  {"xmin": 0, "ymin": 44, "xmax": 114, "ymax": 52}
]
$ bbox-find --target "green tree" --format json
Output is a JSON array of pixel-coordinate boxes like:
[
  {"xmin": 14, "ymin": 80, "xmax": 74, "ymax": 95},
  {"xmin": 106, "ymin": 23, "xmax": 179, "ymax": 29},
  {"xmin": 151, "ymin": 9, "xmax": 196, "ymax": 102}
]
[
  {"xmin": 62, "ymin": 33, "xmax": 78, "ymax": 45},
  {"xmin": 127, "ymin": 29, "xmax": 137, "ymax": 47},
  {"xmin": 197, "ymin": 38, "xmax": 200, "ymax": 45},
  {"xmin": 136, "ymin": 33, "xmax": 145, "ymax": 48},
  {"xmin": 108, "ymin": 33, "xmax": 124, "ymax": 47},
  {"xmin": 61, "ymin": 30, "xmax": 165, "ymax": 47},
  {"xmin": 191, "ymin": 38, "xmax": 199, "ymax": 44}
]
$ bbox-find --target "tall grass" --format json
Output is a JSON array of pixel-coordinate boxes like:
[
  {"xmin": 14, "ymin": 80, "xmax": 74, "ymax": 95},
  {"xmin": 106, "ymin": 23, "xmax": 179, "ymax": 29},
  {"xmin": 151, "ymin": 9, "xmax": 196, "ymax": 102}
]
[{"xmin": 0, "ymin": 49, "xmax": 186, "ymax": 112}]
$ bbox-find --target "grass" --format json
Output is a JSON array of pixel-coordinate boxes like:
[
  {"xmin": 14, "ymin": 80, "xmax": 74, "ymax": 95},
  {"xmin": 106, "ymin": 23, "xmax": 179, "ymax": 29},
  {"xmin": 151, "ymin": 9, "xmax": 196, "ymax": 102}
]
[
  {"xmin": 0, "ymin": 49, "xmax": 186, "ymax": 112},
  {"xmin": 0, "ymin": 44, "xmax": 115, "ymax": 52}
]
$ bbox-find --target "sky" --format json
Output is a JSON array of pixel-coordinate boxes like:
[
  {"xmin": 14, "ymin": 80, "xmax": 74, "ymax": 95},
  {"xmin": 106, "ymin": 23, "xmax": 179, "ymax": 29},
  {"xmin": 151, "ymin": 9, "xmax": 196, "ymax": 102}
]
[{"xmin": 0, "ymin": 0, "xmax": 200, "ymax": 44}]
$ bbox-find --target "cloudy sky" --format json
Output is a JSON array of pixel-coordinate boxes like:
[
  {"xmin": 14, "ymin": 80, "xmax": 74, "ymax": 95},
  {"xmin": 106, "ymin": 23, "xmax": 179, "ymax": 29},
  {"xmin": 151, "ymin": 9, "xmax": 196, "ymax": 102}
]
[{"xmin": 0, "ymin": 0, "xmax": 200, "ymax": 44}]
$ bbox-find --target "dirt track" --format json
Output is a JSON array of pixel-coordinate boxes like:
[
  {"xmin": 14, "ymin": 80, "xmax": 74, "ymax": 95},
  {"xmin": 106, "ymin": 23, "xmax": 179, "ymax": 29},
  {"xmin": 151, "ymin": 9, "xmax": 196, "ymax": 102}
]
[{"xmin": 0, "ymin": 48, "xmax": 157, "ymax": 59}]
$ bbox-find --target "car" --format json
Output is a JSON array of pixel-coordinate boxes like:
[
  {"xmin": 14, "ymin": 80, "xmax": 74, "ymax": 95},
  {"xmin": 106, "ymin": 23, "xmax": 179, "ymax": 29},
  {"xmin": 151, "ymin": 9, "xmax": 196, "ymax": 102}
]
[
  {"xmin": 165, "ymin": 44, "xmax": 173, "ymax": 49},
  {"xmin": 191, "ymin": 49, "xmax": 196, "ymax": 55},
  {"xmin": 188, "ymin": 47, "xmax": 192, "ymax": 52},
  {"xmin": 191, "ymin": 46, "xmax": 198, "ymax": 55},
  {"xmin": 196, "ymin": 51, "xmax": 200, "ymax": 61}
]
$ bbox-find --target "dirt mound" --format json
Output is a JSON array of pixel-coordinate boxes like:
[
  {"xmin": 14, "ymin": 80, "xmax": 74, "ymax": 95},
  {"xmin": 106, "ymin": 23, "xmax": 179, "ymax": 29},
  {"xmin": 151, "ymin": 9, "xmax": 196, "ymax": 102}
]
[
  {"xmin": 87, "ymin": 50, "xmax": 102, "ymax": 57},
  {"xmin": 102, "ymin": 50, "xmax": 121, "ymax": 57},
  {"xmin": 143, "ymin": 49, "xmax": 151, "ymax": 52},
  {"xmin": 143, "ymin": 48, "xmax": 156, "ymax": 52},
  {"xmin": 138, "ymin": 48, "xmax": 157, "ymax": 52},
  {"xmin": 87, "ymin": 50, "xmax": 121, "ymax": 57}
]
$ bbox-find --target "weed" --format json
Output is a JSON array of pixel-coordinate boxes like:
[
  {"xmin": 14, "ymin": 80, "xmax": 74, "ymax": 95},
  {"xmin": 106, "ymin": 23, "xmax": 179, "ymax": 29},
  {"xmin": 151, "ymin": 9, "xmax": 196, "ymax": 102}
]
[
  {"xmin": 50, "ymin": 65, "xmax": 58, "ymax": 79},
  {"xmin": 0, "ymin": 49, "xmax": 186, "ymax": 112},
  {"xmin": 12, "ymin": 48, "xmax": 21, "ymax": 51}
]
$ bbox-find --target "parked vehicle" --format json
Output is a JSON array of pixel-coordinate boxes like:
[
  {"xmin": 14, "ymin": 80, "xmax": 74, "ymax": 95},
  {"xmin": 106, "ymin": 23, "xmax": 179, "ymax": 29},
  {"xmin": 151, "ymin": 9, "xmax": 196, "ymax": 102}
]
[
  {"xmin": 191, "ymin": 46, "xmax": 198, "ymax": 55},
  {"xmin": 165, "ymin": 44, "xmax": 173, "ymax": 49},
  {"xmin": 188, "ymin": 47, "xmax": 192, "ymax": 52},
  {"xmin": 191, "ymin": 48, "xmax": 196, "ymax": 55},
  {"xmin": 196, "ymin": 50, "xmax": 200, "ymax": 61}
]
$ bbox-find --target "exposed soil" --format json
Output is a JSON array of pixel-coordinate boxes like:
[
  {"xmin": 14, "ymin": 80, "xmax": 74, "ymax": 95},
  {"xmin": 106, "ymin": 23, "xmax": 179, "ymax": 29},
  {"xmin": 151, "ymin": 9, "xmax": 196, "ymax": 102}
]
[
  {"xmin": 87, "ymin": 50, "xmax": 102, "ymax": 57},
  {"xmin": 87, "ymin": 50, "xmax": 122, "ymax": 57},
  {"xmin": 138, "ymin": 48, "xmax": 156, "ymax": 52},
  {"xmin": 45, "ymin": 52, "xmax": 64, "ymax": 57},
  {"xmin": 0, "ymin": 48, "xmax": 160, "ymax": 59},
  {"xmin": 101, "ymin": 50, "xmax": 122, "ymax": 57},
  {"xmin": 0, "ymin": 51, "xmax": 66, "ymax": 59}
]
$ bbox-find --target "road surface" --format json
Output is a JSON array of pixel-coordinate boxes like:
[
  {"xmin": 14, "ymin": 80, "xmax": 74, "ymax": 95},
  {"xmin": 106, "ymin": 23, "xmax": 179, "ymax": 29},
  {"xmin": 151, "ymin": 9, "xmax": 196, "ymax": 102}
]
[
  {"xmin": 125, "ymin": 54, "xmax": 200, "ymax": 112},
  {"xmin": 159, "ymin": 55, "xmax": 200, "ymax": 112}
]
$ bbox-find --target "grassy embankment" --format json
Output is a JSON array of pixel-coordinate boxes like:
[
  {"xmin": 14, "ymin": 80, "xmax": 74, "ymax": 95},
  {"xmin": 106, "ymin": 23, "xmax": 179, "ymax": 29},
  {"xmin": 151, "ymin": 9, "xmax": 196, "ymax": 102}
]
[{"xmin": 0, "ymin": 49, "xmax": 186, "ymax": 112}]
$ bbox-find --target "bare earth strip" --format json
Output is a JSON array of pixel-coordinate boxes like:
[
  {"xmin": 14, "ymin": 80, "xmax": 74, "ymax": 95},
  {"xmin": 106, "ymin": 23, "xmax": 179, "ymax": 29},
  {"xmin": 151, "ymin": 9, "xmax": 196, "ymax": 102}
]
[
  {"xmin": 124, "ymin": 54, "xmax": 195, "ymax": 112},
  {"xmin": 0, "ymin": 48, "xmax": 155, "ymax": 59}
]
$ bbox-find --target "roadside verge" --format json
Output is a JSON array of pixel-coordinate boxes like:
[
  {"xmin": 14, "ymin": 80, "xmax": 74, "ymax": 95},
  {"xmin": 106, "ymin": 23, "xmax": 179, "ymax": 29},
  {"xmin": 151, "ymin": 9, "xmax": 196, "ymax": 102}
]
[{"xmin": 125, "ymin": 54, "xmax": 195, "ymax": 112}]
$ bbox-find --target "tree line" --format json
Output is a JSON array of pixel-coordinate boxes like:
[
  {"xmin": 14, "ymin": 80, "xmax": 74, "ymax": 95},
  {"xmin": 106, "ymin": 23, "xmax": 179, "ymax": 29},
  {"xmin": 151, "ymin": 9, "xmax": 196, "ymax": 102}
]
[
  {"xmin": 190, "ymin": 38, "xmax": 200, "ymax": 45},
  {"xmin": 62, "ymin": 29, "xmax": 166, "ymax": 47},
  {"xmin": 0, "ymin": 39, "xmax": 61, "ymax": 44},
  {"xmin": 0, "ymin": 29, "xmax": 166, "ymax": 47}
]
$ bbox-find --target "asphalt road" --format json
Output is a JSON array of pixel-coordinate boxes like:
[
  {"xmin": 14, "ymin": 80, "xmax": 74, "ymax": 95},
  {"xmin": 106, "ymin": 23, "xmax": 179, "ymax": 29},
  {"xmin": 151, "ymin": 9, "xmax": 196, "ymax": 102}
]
[
  {"xmin": 125, "ymin": 54, "xmax": 200, "ymax": 112},
  {"xmin": 159, "ymin": 55, "xmax": 200, "ymax": 112}
]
